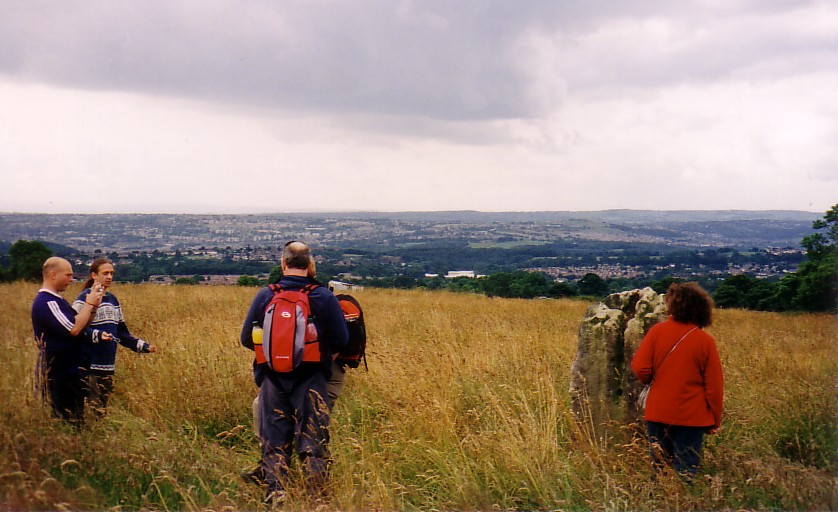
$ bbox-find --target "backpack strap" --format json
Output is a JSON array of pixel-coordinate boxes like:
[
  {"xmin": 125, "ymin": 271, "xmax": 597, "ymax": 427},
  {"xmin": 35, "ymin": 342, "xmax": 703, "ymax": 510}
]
[
  {"xmin": 269, "ymin": 283, "xmax": 319, "ymax": 295},
  {"xmin": 300, "ymin": 283, "xmax": 318, "ymax": 295}
]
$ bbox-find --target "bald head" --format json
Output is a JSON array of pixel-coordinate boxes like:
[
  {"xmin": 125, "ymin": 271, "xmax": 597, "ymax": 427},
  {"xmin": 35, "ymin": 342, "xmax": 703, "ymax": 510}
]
[
  {"xmin": 282, "ymin": 241, "xmax": 312, "ymax": 271},
  {"xmin": 43, "ymin": 257, "xmax": 70, "ymax": 277},
  {"xmin": 42, "ymin": 257, "xmax": 74, "ymax": 293}
]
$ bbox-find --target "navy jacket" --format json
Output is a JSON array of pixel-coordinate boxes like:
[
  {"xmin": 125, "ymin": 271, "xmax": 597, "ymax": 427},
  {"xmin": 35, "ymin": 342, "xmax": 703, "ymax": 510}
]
[{"xmin": 31, "ymin": 289, "xmax": 98, "ymax": 377}]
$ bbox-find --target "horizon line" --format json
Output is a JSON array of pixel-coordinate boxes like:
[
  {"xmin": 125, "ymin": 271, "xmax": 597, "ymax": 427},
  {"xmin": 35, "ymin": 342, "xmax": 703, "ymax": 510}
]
[{"xmin": 0, "ymin": 208, "xmax": 825, "ymax": 216}]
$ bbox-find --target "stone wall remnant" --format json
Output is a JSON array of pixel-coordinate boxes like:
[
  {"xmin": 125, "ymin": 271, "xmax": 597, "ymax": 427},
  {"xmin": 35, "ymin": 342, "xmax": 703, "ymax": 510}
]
[{"xmin": 569, "ymin": 287, "xmax": 666, "ymax": 439}]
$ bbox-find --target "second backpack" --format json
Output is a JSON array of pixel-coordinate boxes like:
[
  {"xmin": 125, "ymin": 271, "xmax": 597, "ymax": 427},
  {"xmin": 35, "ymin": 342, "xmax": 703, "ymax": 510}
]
[{"xmin": 335, "ymin": 294, "xmax": 367, "ymax": 369}]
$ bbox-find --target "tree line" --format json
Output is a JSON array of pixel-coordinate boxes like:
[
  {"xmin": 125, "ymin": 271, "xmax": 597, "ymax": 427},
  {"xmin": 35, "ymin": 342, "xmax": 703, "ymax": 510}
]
[
  {"xmin": 3, "ymin": 205, "xmax": 835, "ymax": 313},
  {"xmin": 711, "ymin": 204, "xmax": 837, "ymax": 312},
  {"xmin": 245, "ymin": 205, "xmax": 838, "ymax": 313}
]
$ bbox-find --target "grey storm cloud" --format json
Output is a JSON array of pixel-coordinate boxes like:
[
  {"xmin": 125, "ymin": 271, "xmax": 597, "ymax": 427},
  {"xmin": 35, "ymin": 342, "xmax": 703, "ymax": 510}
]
[
  {"xmin": 1, "ymin": 1, "xmax": 558, "ymax": 120},
  {"xmin": 1, "ymin": 0, "xmax": 836, "ymax": 214},
  {"xmin": 3, "ymin": 0, "xmax": 832, "ymax": 123}
]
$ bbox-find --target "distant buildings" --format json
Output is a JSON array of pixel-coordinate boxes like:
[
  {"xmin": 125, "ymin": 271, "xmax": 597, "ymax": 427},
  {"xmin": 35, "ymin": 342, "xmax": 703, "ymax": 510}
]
[
  {"xmin": 148, "ymin": 274, "xmax": 263, "ymax": 285},
  {"xmin": 445, "ymin": 271, "xmax": 475, "ymax": 279},
  {"xmin": 328, "ymin": 280, "xmax": 365, "ymax": 292}
]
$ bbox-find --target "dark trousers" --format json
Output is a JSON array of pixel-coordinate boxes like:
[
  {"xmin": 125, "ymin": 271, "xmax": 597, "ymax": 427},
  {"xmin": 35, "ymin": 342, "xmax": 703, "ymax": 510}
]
[
  {"xmin": 259, "ymin": 370, "xmax": 331, "ymax": 494},
  {"xmin": 646, "ymin": 421, "xmax": 706, "ymax": 477},
  {"xmin": 47, "ymin": 368, "xmax": 85, "ymax": 425}
]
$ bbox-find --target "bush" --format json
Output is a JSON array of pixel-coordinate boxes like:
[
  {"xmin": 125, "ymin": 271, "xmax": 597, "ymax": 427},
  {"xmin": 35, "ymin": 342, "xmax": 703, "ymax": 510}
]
[{"xmin": 236, "ymin": 275, "xmax": 262, "ymax": 286}]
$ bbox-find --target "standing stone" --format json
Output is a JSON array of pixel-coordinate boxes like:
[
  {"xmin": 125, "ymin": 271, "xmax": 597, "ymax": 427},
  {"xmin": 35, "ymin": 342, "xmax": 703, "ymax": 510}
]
[{"xmin": 569, "ymin": 288, "xmax": 666, "ymax": 440}]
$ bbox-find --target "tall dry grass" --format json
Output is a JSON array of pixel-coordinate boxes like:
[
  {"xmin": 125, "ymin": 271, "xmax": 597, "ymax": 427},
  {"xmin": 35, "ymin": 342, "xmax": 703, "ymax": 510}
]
[{"xmin": 0, "ymin": 282, "xmax": 835, "ymax": 510}]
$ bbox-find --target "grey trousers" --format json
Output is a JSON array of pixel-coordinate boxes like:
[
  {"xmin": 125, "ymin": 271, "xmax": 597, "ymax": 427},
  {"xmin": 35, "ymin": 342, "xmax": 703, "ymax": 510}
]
[
  {"xmin": 258, "ymin": 370, "xmax": 331, "ymax": 493},
  {"xmin": 252, "ymin": 362, "xmax": 346, "ymax": 442}
]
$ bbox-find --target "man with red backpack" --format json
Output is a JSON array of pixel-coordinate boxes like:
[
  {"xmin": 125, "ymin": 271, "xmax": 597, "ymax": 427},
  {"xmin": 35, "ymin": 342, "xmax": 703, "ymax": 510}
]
[{"xmin": 240, "ymin": 241, "xmax": 348, "ymax": 504}]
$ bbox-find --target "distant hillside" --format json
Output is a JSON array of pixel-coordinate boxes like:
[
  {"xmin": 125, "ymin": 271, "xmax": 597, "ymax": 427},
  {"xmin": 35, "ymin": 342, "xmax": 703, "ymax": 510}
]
[
  {"xmin": 0, "ymin": 210, "xmax": 819, "ymax": 253},
  {"xmin": 310, "ymin": 209, "xmax": 820, "ymax": 223}
]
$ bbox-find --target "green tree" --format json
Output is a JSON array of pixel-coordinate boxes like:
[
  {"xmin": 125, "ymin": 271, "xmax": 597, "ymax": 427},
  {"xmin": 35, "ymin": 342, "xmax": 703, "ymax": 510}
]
[
  {"xmin": 774, "ymin": 273, "xmax": 801, "ymax": 311},
  {"xmin": 508, "ymin": 272, "xmax": 552, "ymax": 299},
  {"xmin": 446, "ymin": 276, "xmax": 482, "ymax": 294},
  {"xmin": 713, "ymin": 284, "xmax": 746, "ymax": 309},
  {"xmin": 651, "ymin": 276, "xmax": 683, "ymax": 294},
  {"xmin": 268, "ymin": 266, "xmax": 282, "ymax": 284},
  {"xmin": 792, "ymin": 256, "xmax": 837, "ymax": 312},
  {"xmin": 745, "ymin": 280, "xmax": 780, "ymax": 311},
  {"xmin": 237, "ymin": 275, "xmax": 262, "ymax": 286},
  {"xmin": 713, "ymin": 274, "xmax": 755, "ymax": 309},
  {"xmin": 577, "ymin": 272, "xmax": 608, "ymax": 297},
  {"xmin": 792, "ymin": 204, "xmax": 838, "ymax": 312},
  {"xmin": 548, "ymin": 281, "xmax": 577, "ymax": 298},
  {"xmin": 419, "ymin": 275, "xmax": 446, "ymax": 290},
  {"xmin": 801, "ymin": 204, "xmax": 838, "ymax": 260},
  {"xmin": 715, "ymin": 272, "xmax": 805, "ymax": 312},
  {"xmin": 8, "ymin": 240, "xmax": 53, "ymax": 282},
  {"xmin": 392, "ymin": 275, "xmax": 416, "ymax": 289},
  {"xmin": 481, "ymin": 272, "xmax": 514, "ymax": 297}
]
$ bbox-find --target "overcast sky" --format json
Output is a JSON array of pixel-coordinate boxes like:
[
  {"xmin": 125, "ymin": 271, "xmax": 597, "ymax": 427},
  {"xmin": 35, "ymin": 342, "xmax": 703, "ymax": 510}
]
[{"xmin": 1, "ymin": 1, "xmax": 835, "ymax": 214}]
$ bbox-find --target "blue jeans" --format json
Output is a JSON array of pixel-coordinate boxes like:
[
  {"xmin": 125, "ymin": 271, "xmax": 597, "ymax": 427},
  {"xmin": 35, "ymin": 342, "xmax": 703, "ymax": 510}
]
[{"xmin": 646, "ymin": 421, "xmax": 707, "ymax": 478}]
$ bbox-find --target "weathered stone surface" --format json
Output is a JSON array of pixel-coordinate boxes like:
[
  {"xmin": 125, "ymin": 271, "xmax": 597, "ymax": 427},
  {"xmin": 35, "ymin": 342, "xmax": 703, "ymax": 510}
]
[{"xmin": 569, "ymin": 288, "xmax": 666, "ymax": 439}]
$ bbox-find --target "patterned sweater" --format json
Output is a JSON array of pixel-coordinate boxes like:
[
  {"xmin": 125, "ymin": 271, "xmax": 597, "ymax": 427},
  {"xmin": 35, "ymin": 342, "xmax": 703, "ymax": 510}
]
[{"xmin": 73, "ymin": 289, "xmax": 150, "ymax": 373}]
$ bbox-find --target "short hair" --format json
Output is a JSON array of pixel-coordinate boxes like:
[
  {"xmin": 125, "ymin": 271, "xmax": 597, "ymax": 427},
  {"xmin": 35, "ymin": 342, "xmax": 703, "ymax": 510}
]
[
  {"xmin": 665, "ymin": 282, "xmax": 714, "ymax": 327},
  {"xmin": 283, "ymin": 241, "xmax": 311, "ymax": 270}
]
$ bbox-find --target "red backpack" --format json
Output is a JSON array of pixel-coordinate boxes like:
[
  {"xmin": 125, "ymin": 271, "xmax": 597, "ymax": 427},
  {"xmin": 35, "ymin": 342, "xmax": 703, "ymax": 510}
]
[
  {"xmin": 334, "ymin": 294, "xmax": 367, "ymax": 370},
  {"xmin": 261, "ymin": 284, "xmax": 320, "ymax": 372}
]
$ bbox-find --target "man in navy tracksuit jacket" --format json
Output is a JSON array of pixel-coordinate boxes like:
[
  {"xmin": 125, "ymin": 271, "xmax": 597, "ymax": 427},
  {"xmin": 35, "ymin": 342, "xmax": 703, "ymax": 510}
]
[
  {"xmin": 240, "ymin": 242, "xmax": 348, "ymax": 503},
  {"xmin": 31, "ymin": 257, "xmax": 109, "ymax": 424}
]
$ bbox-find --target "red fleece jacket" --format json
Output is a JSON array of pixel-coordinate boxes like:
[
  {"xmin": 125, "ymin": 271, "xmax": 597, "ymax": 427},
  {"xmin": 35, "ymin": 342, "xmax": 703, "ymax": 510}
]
[{"xmin": 631, "ymin": 319, "xmax": 723, "ymax": 429}]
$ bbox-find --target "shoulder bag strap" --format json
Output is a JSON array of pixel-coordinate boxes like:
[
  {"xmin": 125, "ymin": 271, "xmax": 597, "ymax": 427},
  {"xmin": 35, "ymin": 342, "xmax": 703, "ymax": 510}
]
[{"xmin": 651, "ymin": 326, "xmax": 698, "ymax": 382}]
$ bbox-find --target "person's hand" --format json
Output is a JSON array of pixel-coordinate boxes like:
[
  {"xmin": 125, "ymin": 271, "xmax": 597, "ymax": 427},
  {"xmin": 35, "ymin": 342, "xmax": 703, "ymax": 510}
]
[
  {"xmin": 147, "ymin": 344, "xmax": 157, "ymax": 353},
  {"xmin": 100, "ymin": 332, "xmax": 114, "ymax": 342},
  {"xmin": 708, "ymin": 426, "xmax": 721, "ymax": 435},
  {"xmin": 87, "ymin": 283, "xmax": 105, "ymax": 307}
]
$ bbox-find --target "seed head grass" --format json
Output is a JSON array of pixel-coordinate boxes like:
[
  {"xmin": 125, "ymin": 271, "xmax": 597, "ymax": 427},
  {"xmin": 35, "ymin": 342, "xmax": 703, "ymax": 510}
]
[{"xmin": 0, "ymin": 282, "xmax": 834, "ymax": 510}]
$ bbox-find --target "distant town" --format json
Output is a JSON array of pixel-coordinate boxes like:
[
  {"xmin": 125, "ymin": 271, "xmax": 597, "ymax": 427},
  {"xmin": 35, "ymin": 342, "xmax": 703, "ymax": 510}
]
[{"xmin": 0, "ymin": 210, "xmax": 817, "ymax": 292}]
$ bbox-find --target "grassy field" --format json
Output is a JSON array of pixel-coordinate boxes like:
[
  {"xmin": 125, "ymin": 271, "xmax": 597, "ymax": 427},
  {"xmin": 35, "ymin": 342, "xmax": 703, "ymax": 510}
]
[{"xmin": 1, "ymin": 282, "xmax": 835, "ymax": 510}]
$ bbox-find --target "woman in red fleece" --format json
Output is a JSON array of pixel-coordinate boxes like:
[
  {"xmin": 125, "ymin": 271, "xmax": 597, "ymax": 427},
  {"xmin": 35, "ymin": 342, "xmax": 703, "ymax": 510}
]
[{"xmin": 631, "ymin": 282, "xmax": 723, "ymax": 478}]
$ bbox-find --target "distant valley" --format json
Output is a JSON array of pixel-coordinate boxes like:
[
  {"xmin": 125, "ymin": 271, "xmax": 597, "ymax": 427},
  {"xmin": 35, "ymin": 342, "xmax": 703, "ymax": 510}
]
[
  {"xmin": 0, "ymin": 210, "xmax": 819, "ymax": 253},
  {"xmin": 0, "ymin": 210, "xmax": 819, "ymax": 288}
]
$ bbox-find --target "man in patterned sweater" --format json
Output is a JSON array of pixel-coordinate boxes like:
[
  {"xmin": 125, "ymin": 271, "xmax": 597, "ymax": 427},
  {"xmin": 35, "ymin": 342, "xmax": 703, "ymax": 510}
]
[{"xmin": 73, "ymin": 258, "xmax": 157, "ymax": 415}]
